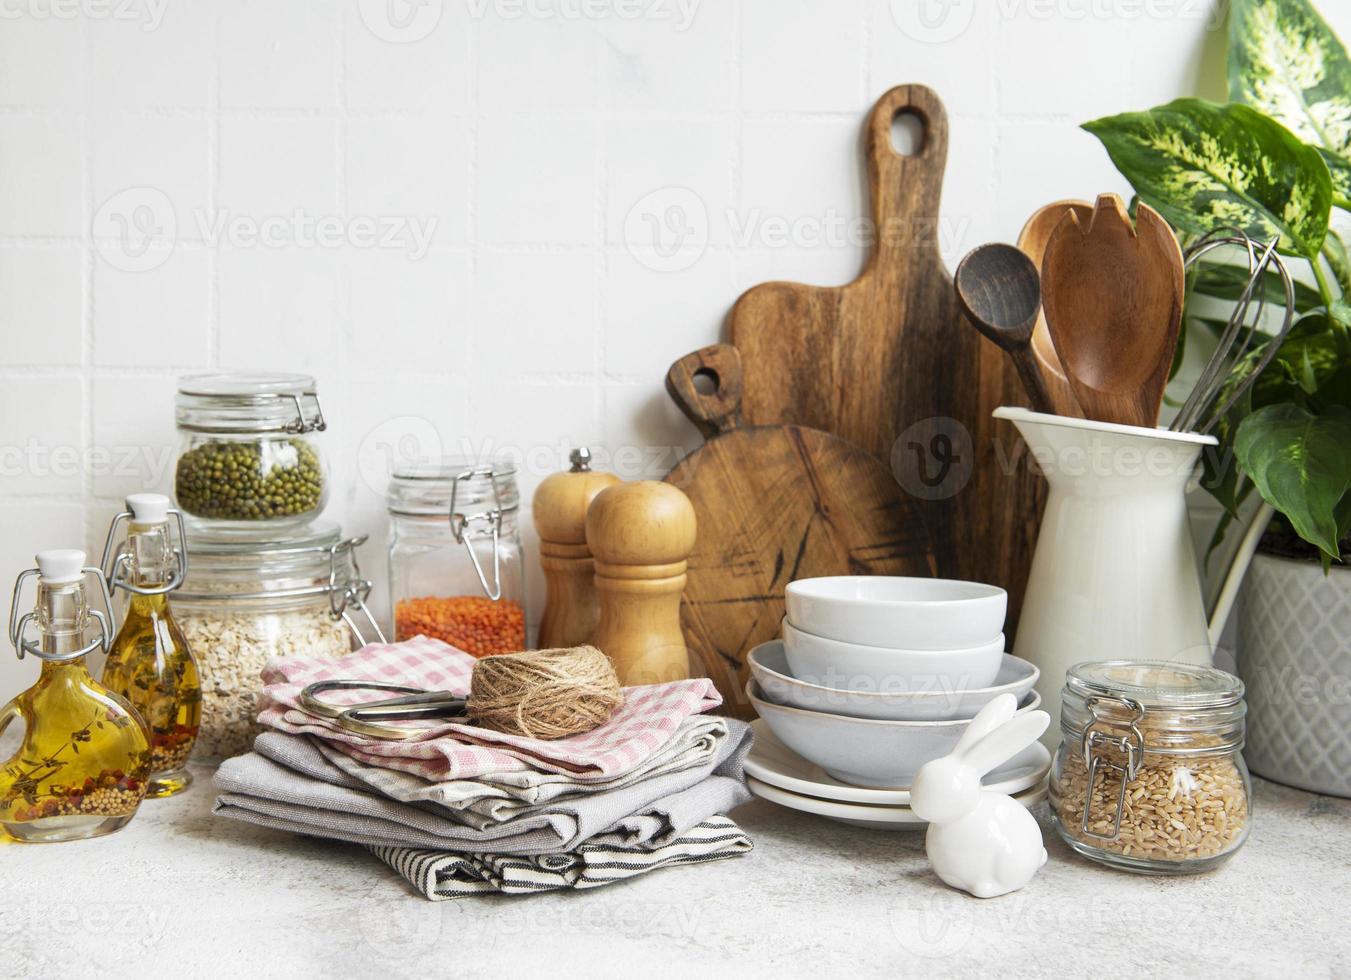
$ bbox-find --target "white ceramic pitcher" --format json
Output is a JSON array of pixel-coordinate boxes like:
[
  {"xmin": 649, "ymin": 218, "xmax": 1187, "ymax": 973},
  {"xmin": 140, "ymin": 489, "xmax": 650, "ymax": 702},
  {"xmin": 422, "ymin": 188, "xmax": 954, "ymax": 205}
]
[{"xmin": 995, "ymin": 408, "xmax": 1226, "ymax": 743}]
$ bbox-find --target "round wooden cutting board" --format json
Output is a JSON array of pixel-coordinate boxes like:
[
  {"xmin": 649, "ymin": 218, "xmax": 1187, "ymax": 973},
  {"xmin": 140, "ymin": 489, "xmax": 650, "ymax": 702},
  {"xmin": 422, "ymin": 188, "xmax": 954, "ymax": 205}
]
[{"xmin": 664, "ymin": 344, "xmax": 937, "ymax": 718}]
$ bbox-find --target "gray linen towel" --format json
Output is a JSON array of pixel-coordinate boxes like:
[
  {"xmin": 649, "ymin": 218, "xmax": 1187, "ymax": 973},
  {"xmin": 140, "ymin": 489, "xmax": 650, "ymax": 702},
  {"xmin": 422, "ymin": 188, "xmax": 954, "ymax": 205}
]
[
  {"xmin": 372, "ymin": 815, "xmax": 753, "ymax": 899},
  {"xmin": 307, "ymin": 715, "xmax": 729, "ymax": 826},
  {"xmin": 212, "ymin": 719, "xmax": 752, "ymax": 855}
]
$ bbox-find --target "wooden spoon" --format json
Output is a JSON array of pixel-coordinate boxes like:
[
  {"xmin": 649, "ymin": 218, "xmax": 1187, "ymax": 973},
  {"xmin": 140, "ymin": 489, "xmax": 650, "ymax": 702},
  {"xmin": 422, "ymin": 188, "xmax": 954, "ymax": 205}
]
[
  {"xmin": 954, "ymin": 243, "xmax": 1054, "ymax": 415},
  {"xmin": 1040, "ymin": 194, "xmax": 1185, "ymax": 428},
  {"xmin": 1016, "ymin": 199, "xmax": 1093, "ymax": 417}
]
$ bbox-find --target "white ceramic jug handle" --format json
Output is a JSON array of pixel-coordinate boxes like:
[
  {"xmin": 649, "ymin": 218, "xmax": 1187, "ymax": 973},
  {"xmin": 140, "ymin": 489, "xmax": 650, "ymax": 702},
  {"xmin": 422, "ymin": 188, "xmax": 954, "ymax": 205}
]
[{"xmin": 1207, "ymin": 501, "xmax": 1273, "ymax": 648}]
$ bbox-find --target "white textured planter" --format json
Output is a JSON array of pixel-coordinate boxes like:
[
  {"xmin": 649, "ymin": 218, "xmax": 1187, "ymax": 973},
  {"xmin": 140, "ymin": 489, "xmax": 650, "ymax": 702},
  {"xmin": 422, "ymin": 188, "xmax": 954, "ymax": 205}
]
[{"xmin": 1238, "ymin": 552, "xmax": 1351, "ymax": 798}]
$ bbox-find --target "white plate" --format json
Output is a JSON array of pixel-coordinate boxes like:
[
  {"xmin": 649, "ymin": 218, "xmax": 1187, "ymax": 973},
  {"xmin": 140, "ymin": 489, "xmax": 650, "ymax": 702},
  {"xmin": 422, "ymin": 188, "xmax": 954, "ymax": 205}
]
[
  {"xmin": 744, "ymin": 719, "xmax": 1051, "ymax": 805},
  {"xmin": 747, "ymin": 776, "xmax": 1048, "ymax": 832}
]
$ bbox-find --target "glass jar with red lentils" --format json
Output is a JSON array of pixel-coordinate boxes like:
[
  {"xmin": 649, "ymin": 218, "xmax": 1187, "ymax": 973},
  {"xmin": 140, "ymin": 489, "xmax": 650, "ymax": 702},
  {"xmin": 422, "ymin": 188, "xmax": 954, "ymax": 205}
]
[{"xmin": 386, "ymin": 459, "xmax": 526, "ymax": 657}]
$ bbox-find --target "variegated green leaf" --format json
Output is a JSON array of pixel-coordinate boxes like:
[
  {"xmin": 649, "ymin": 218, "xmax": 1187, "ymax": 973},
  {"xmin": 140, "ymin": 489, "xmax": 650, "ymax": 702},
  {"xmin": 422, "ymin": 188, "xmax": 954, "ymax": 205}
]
[
  {"xmin": 1083, "ymin": 98, "xmax": 1332, "ymax": 259},
  {"xmin": 1235, "ymin": 402, "xmax": 1351, "ymax": 559},
  {"xmin": 1317, "ymin": 148, "xmax": 1351, "ymax": 206},
  {"xmin": 1229, "ymin": 0, "xmax": 1351, "ymax": 205}
]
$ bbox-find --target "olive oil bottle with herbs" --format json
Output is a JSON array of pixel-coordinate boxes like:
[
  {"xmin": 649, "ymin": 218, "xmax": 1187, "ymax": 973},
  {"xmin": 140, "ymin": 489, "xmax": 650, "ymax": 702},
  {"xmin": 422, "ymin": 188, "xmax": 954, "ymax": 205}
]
[
  {"xmin": 99, "ymin": 494, "xmax": 201, "ymax": 797},
  {"xmin": 2, "ymin": 550, "xmax": 151, "ymax": 843}
]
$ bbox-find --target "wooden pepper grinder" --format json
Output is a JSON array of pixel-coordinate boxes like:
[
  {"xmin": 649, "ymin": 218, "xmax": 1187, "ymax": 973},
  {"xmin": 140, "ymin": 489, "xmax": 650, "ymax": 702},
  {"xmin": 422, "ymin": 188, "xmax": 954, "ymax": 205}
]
[
  {"xmin": 532, "ymin": 448, "xmax": 620, "ymax": 649},
  {"xmin": 586, "ymin": 480, "xmax": 697, "ymax": 685}
]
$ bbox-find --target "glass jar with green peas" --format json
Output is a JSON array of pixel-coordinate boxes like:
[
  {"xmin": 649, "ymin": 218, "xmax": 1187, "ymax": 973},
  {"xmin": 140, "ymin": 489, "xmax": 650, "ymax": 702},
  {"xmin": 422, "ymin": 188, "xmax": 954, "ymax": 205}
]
[{"xmin": 173, "ymin": 372, "xmax": 330, "ymax": 533}]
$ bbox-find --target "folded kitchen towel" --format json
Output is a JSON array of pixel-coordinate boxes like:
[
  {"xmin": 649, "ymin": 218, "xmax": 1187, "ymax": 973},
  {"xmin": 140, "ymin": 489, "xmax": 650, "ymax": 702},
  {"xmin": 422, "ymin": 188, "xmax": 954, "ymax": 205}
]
[
  {"xmin": 306, "ymin": 714, "xmax": 731, "ymax": 826},
  {"xmin": 372, "ymin": 815, "xmax": 753, "ymax": 899},
  {"xmin": 256, "ymin": 635, "xmax": 723, "ymax": 782},
  {"xmin": 213, "ymin": 719, "xmax": 752, "ymax": 855}
]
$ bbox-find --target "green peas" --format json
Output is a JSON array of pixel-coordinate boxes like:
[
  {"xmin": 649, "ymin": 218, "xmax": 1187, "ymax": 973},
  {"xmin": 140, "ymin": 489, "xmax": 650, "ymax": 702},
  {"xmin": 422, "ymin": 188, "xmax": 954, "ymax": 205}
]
[{"xmin": 174, "ymin": 439, "xmax": 324, "ymax": 521}]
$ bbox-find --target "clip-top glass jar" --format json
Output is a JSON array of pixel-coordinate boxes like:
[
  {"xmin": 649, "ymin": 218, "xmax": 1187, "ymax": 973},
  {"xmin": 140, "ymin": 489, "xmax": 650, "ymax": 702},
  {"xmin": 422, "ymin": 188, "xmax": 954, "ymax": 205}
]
[
  {"xmin": 1050, "ymin": 660, "xmax": 1251, "ymax": 874},
  {"xmin": 174, "ymin": 522, "xmax": 384, "ymax": 762},
  {"xmin": 387, "ymin": 459, "xmax": 526, "ymax": 657},
  {"xmin": 174, "ymin": 371, "xmax": 329, "ymax": 532}
]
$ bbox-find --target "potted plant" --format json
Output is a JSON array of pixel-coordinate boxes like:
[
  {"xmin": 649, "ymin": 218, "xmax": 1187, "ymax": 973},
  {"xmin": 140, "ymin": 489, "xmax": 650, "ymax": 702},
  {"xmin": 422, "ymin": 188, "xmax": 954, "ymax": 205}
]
[{"xmin": 1082, "ymin": 0, "xmax": 1351, "ymax": 796}]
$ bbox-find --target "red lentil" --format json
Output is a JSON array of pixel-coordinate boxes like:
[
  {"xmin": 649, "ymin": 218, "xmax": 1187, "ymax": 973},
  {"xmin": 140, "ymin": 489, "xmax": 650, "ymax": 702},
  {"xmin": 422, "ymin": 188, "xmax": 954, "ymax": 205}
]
[{"xmin": 395, "ymin": 595, "xmax": 526, "ymax": 657}]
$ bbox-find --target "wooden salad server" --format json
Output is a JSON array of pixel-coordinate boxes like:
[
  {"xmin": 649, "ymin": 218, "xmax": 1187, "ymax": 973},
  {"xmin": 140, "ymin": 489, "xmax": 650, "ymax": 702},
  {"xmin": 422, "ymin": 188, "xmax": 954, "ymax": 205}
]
[
  {"xmin": 1015, "ymin": 199, "xmax": 1093, "ymax": 417},
  {"xmin": 1040, "ymin": 194, "xmax": 1185, "ymax": 428}
]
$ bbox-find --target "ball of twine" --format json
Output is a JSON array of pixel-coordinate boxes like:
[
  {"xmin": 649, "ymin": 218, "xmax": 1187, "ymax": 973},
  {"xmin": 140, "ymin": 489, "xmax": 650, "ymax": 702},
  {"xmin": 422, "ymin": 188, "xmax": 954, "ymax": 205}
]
[{"xmin": 468, "ymin": 644, "xmax": 623, "ymax": 740}]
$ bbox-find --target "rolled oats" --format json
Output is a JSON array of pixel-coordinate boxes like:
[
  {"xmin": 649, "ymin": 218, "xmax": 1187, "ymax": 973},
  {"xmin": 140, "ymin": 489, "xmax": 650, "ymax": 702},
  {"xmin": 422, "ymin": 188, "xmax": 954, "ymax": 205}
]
[{"xmin": 181, "ymin": 608, "xmax": 351, "ymax": 762}]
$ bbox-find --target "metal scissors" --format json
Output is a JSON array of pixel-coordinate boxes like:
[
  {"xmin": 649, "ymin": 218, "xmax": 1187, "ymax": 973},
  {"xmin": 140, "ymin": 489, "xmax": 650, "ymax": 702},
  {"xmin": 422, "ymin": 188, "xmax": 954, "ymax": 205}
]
[{"xmin": 299, "ymin": 679, "xmax": 468, "ymax": 740}]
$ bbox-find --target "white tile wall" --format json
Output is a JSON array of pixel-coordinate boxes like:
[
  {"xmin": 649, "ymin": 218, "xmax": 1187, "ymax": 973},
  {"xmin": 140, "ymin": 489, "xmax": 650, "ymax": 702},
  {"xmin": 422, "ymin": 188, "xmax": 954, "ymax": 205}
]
[{"xmin": 2, "ymin": 0, "xmax": 1347, "ymax": 695}]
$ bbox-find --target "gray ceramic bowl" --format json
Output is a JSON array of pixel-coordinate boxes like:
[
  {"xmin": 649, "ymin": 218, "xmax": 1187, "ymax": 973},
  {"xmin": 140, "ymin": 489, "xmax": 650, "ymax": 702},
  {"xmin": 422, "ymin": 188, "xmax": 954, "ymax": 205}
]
[
  {"xmin": 748, "ymin": 679, "xmax": 1043, "ymax": 788},
  {"xmin": 749, "ymin": 640, "xmax": 1038, "ymax": 721}
]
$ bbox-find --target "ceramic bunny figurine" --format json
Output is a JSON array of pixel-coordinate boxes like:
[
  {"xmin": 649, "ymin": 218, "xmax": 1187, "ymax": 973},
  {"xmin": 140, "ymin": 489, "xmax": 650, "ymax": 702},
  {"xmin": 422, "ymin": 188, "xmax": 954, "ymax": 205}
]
[{"xmin": 909, "ymin": 693, "xmax": 1052, "ymax": 899}]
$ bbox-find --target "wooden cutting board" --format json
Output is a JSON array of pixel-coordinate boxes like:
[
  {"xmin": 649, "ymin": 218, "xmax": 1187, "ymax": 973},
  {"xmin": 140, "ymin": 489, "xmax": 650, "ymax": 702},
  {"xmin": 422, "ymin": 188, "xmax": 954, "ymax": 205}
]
[
  {"xmin": 727, "ymin": 84, "xmax": 1045, "ymax": 637},
  {"xmin": 664, "ymin": 344, "xmax": 936, "ymax": 717}
]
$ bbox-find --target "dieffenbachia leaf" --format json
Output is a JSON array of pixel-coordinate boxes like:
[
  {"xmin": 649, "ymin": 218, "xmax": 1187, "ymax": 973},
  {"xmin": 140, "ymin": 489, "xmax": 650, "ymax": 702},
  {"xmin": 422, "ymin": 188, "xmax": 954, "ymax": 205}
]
[
  {"xmin": 1229, "ymin": 0, "xmax": 1351, "ymax": 207},
  {"xmin": 1083, "ymin": 99, "xmax": 1332, "ymax": 259},
  {"xmin": 1234, "ymin": 402, "xmax": 1351, "ymax": 558}
]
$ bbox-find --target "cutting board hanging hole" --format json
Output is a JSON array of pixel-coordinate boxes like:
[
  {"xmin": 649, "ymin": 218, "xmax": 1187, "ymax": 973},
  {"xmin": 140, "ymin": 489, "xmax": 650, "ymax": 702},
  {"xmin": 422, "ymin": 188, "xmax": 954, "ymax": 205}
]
[
  {"xmin": 692, "ymin": 369, "xmax": 718, "ymax": 396},
  {"xmin": 890, "ymin": 110, "xmax": 925, "ymax": 157}
]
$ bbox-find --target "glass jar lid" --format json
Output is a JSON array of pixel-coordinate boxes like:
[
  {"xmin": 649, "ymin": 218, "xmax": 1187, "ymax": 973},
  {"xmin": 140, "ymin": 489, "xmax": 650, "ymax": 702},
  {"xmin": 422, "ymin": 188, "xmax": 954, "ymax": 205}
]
[
  {"xmin": 180, "ymin": 521, "xmax": 351, "ymax": 599},
  {"xmin": 387, "ymin": 457, "xmax": 520, "ymax": 518},
  {"xmin": 1061, "ymin": 660, "xmax": 1246, "ymax": 755},
  {"xmin": 176, "ymin": 371, "xmax": 326, "ymax": 435}
]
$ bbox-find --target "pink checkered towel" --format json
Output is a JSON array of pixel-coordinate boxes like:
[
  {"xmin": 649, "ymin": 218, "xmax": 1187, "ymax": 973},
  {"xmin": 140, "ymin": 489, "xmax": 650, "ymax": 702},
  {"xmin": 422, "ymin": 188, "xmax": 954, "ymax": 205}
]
[{"xmin": 256, "ymin": 636, "xmax": 724, "ymax": 782}]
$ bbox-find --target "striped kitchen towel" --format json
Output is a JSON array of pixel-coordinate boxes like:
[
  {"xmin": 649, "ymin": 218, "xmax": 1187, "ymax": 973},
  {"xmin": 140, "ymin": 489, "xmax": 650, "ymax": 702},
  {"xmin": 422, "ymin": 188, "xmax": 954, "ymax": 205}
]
[
  {"xmin": 256, "ymin": 635, "xmax": 723, "ymax": 782},
  {"xmin": 371, "ymin": 815, "xmax": 753, "ymax": 899}
]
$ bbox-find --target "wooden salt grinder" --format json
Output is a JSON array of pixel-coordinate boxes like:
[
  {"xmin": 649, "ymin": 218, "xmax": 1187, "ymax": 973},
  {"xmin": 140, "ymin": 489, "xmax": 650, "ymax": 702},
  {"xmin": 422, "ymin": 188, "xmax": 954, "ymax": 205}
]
[
  {"xmin": 532, "ymin": 448, "xmax": 620, "ymax": 649},
  {"xmin": 586, "ymin": 480, "xmax": 697, "ymax": 685}
]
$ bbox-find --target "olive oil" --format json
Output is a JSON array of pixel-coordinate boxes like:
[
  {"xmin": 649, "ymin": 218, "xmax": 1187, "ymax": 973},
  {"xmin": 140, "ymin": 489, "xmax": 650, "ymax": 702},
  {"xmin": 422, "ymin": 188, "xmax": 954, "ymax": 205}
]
[
  {"xmin": 101, "ymin": 592, "xmax": 200, "ymax": 796},
  {"xmin": 99, "ymin": 495, "xmax": 200, "ymax": 797},
  {"xmin": 2, "ymin": 551, "xmax": 151, "ymax": 843}
]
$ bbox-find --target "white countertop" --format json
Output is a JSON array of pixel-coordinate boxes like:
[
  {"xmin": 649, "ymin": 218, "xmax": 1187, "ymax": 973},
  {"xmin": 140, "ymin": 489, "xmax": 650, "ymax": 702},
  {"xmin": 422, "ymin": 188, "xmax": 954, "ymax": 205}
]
[{"xmin": 6, "ymin": 768, "xmax": 1348, "ymax": 979}]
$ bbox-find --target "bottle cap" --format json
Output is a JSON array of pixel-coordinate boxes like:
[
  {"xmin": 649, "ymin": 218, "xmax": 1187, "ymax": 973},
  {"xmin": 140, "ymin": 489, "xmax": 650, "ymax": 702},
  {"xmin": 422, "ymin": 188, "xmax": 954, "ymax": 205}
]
[
  {"xmin": 126, "ymin": 493, "xmax": 170, "ymax": 524},
  {"xmin": 36, "ymin": 549, "xmax": 86, "ymax": 585}
]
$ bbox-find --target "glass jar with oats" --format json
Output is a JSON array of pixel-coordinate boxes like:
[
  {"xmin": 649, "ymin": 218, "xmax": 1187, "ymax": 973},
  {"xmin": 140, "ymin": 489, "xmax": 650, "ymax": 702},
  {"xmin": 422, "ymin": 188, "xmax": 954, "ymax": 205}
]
[
  {"xmin": 1050, "ymin": 660, "xmax": 1251, "ymax": 874},
  {"xmin": 174, "ymin": 522, "xmax": 385, "ymax": 763}
]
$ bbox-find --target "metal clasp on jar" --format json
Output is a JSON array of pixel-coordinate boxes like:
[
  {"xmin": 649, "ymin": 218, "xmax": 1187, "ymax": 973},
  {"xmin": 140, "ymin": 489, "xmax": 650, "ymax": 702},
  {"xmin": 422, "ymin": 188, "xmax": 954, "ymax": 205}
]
[
  {"xmin": 448, "ymin": 467, "xmax": 505, "ymax": 601},
  {"xmin": 1079, "ymin": 694, "xmax": 1146, "ymax": 842},
  {"xmin": 284, "ymin": 390, "xmax": 326, "ymax": 434},
  {"xmin": 99, "ymin": 508, "xmax": 190, "ymax": 596},
  {"xmin": 327, "ymin": 536, "xmax": 387, "ymax": 647}
]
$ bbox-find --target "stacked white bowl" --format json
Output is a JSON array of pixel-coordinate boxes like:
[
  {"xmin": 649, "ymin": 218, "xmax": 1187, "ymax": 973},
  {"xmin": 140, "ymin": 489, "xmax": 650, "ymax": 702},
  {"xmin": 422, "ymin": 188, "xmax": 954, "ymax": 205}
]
[{"xmin": 746, "ymin": 576, "xmax": 1045, "ymax": 797}]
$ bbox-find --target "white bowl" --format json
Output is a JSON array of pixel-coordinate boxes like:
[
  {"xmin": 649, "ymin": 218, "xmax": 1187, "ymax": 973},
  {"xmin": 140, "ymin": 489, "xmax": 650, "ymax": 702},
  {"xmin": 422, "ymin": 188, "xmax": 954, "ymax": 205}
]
[
  {"xmin": 784, "ymin": 576, "xmax": 1006, "ymax": 649},
  {"xmin": 748, "ymin": 680, "xmax": 1043, "ymax": 788},
  {"xmin": 782, "ymin": 619, "xmax": 1003, "ymax": 693},
  {"xmin": 750, "ymin": 640, "xmax": 1038, "ymax": 721}
]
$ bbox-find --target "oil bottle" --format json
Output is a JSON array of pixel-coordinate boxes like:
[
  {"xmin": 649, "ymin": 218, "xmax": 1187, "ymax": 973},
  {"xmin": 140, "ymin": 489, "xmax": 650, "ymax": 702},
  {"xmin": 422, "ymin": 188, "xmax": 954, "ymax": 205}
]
[
  {"xmin": 1, "ymin": 550, "xmax": 151, "ymax": 842},
  {"xmin": 100, "ymin": 494, "xmax": 200, "ymax": 797}
]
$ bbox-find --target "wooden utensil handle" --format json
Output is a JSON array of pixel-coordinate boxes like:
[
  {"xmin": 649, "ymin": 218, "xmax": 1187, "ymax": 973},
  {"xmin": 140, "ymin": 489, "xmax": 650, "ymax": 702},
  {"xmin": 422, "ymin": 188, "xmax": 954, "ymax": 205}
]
[
  {"xmin": 665, "ymin": 343, "xmax": 744, "ymax": 438},
  {"xmin": 865, "ymin": 84, "xmax": 949, "ymax": 265}
]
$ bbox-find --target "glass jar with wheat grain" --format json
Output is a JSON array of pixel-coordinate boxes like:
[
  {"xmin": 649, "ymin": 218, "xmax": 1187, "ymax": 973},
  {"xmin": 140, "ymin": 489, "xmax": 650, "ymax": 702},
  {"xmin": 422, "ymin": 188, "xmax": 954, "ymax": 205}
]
[{"xmin": 1050, "ymin": 660, "xmax": 1251, "ymax": 875}]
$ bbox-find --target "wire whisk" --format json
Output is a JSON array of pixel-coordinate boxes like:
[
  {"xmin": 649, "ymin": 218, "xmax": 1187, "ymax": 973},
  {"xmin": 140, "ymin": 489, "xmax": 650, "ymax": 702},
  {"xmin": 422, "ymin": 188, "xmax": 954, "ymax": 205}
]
[{"xmin": 1170, "ymin": 229, "xmax": 1297, "ymax": 435}]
